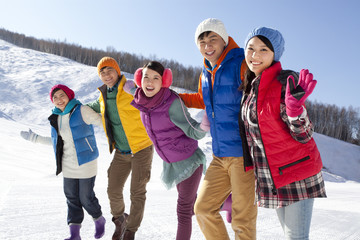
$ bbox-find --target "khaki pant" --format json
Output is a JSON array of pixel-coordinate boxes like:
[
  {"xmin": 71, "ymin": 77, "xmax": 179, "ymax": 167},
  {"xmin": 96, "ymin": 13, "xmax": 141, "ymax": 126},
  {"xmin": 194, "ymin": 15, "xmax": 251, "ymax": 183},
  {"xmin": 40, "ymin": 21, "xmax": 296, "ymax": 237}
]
[
  {"xmin": 107, "ymin": 146, "xmax": 153, "ymax": 232},
  {"xmin": 194, "ymin": 156, "xmax": 257, "ymax": 240}
]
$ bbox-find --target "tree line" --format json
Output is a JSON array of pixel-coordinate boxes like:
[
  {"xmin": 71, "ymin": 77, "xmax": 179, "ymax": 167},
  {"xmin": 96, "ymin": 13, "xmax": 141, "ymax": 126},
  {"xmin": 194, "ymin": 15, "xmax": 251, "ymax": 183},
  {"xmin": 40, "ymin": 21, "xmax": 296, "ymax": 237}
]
[
  {"xmin": 307, "ymin": 101, "xmax": 360, "ymax": 145},
  {"xmin": 1, "ymin": 28, "xmax": 359, "ymax": 146},
  {"xmin": 0, "ymin": 28, "xmax": 201, "ymax": 91}
]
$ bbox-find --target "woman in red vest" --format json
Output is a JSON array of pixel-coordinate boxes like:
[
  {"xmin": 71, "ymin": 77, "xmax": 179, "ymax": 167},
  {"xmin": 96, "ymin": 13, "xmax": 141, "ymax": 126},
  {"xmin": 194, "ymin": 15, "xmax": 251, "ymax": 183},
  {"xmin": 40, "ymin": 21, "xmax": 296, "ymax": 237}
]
[{"xmin": 239, "ymin": 27, "xmax": 326, "ymax": 240}]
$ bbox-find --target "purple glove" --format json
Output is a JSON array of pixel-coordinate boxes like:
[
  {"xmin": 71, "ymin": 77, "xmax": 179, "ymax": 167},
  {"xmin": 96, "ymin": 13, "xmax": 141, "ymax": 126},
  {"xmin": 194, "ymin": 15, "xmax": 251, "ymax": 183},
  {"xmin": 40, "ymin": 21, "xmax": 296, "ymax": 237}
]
[
  {"xmin": 200, "ymin": 111, "xmax": 210, "ymax": 131},
  {"xmin": 123, "ymin": 80, "xmax": 135, "ymax": 94},
  {"xmin": 285, "ymin": 69, "xmax": 317, "ymax": 117},
  {"xmin": 220, "ymin": 193, "xmax": 232, "ymax": 223}
]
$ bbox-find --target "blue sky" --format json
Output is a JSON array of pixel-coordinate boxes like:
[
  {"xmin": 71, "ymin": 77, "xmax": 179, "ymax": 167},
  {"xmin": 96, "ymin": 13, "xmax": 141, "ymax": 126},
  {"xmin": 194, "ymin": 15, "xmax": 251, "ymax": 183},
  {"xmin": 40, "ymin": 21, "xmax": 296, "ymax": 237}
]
[{"xmin": 1, "ymin": 0, "xmax": 359, "ymax": 108}]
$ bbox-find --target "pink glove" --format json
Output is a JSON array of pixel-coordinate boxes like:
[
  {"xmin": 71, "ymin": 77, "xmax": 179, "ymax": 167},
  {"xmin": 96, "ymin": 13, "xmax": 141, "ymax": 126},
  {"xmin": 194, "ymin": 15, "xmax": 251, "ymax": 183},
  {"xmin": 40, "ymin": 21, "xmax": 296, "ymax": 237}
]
[
  {"xmin": 285, "ymin": 69, "xmax": 317, "ymax": 117},
  {"xmin": 200, "ymin": 111, "xmax": 210, "ymax": 131},
  {"xmin": 123, "ymin": 80, "xmax": 135, "ymax": 94}
]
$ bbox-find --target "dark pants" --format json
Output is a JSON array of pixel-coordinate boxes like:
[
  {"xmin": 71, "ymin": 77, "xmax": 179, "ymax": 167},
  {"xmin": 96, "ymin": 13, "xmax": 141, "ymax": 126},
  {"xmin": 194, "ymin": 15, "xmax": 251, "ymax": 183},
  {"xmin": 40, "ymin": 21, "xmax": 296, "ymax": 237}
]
[
  {"xmin": 63, "ymin": 176, "xmax": 102, "ymax": 224},
  {"xmin": 176, "ymin": 165, "xmax": 203, "ymax": 240}
]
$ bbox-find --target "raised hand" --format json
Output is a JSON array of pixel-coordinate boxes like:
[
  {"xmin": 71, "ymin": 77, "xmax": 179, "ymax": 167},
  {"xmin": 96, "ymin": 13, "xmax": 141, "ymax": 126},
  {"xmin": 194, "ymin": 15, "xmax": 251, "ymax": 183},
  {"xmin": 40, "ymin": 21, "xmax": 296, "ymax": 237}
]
[
  {"xmin": 285, "ymin": 69, "xmax": 317, "ymax": 117},
  {"xmin": 20, "ymin": 128, "xmax": 38, "ymax": 142}
]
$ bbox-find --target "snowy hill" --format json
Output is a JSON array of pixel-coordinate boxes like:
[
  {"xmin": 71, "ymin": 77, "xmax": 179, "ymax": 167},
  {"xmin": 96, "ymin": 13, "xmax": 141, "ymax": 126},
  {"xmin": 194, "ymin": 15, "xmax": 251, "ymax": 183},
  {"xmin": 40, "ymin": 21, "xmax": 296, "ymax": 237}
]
[{"xmin": 0, "ymin": 39, "xmax": 359, "ymax": 239}]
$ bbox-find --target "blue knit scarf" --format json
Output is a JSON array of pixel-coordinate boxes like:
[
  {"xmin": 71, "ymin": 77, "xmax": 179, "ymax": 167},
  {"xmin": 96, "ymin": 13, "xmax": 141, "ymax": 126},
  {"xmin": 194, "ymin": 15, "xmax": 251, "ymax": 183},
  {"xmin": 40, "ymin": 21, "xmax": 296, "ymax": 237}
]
[{"xmin": 52, "ymin": 99, "xmax": 82, "ymax": 115}]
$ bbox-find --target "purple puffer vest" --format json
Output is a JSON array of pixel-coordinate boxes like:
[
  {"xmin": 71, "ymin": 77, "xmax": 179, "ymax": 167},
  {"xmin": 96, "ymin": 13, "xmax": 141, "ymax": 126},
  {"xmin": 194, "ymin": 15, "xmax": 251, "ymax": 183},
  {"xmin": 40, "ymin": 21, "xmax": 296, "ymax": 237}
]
[{"xmin": 131, "ymin": 89, "xmax": 198, "ymax": 163}]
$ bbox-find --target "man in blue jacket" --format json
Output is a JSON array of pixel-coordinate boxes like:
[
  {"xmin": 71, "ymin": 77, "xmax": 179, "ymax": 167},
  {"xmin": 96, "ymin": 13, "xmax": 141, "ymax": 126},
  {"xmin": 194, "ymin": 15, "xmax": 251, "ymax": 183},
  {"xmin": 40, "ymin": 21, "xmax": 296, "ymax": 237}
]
[{"xmin": 179, "ymin": 18, "xmax": 257, "ymax": 240}]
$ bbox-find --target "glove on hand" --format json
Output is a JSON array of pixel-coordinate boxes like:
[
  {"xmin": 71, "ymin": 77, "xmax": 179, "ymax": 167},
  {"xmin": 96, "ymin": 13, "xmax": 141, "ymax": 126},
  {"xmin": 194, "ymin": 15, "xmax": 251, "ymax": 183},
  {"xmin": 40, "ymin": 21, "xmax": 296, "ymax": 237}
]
[
  {"xmin": 123, "ymin": 80, "xmax": 135, "ymax": 94},
  {"xmin": 285, "ymin": 69, "xmax": 317, "ymax": 117},
  {"xmin": 20, "ymin": 129, "xmax": 38, "ymax": 142},
  {"xmin": 220, "ymin": 193, "xmax": 232, "ymax": 223},
  {"xmin": 200, "ymin": 111, "xmax": 210, "ymax": 132}
]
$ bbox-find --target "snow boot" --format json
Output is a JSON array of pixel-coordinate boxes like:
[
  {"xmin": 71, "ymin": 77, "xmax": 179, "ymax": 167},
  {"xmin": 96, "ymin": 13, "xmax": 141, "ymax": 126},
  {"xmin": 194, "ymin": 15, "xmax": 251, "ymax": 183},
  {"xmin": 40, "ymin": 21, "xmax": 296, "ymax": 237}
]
[
  {"xmin": 64, "ymin": 224, "xmax": 81, "ymax": 240},
  {"xmin": 112, "ymin": 213, "xmax": 128, "ymax": 240},
  {"xmin": 122, "ymin": 230, "xmax": 135, "ymax": 240},
  {"xmin": 220, "ymin": 193, "xmax": 232, "ymax": 223},
  {"xmin": 94, "ymin": 215, "xmax": 106, "ymax": 239}
]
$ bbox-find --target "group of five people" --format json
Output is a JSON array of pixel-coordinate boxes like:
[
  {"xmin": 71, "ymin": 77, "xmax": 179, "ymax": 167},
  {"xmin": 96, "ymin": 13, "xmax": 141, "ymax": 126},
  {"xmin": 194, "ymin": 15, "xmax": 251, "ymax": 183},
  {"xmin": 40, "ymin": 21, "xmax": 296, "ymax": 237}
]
[{"xmin": 20, "ymin": 18, "xmax": 326, "ymax": 240}]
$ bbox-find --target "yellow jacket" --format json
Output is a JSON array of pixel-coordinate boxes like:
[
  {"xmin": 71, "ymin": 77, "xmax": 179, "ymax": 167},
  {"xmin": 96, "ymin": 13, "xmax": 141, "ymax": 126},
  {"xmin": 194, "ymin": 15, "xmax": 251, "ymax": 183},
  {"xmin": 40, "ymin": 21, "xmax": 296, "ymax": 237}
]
[{"xmin": 98, "ymin": 75, "xmax": 152, "ymax": 154}]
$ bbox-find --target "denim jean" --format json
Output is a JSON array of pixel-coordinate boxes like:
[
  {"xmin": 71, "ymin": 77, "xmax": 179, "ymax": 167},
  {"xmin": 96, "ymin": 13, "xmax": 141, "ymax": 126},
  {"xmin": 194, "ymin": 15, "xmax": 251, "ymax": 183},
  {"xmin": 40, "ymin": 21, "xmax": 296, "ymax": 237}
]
[
  {"xmin": 63, "ymin": 176, "xmax": 102, "ymax": 224},
  {"xmin": 276, "ymin": 198, "xmax": 314, "ymax": 240}
]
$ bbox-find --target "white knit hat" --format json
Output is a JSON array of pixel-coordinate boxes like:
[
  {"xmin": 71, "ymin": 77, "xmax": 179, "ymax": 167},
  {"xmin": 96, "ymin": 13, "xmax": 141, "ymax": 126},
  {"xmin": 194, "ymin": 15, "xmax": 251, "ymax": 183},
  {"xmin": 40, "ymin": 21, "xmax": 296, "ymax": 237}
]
[{"xmin": 194, "ymin": 18, "xmax": 229, "ymax": 46}]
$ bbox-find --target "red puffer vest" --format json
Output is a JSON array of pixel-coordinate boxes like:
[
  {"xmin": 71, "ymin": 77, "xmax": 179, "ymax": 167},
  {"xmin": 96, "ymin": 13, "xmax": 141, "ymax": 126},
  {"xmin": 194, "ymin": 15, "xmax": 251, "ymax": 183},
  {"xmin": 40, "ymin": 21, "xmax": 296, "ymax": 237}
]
[{"xmin": 257, "ymin": 62, "xmax": 323, "ymax": 189}]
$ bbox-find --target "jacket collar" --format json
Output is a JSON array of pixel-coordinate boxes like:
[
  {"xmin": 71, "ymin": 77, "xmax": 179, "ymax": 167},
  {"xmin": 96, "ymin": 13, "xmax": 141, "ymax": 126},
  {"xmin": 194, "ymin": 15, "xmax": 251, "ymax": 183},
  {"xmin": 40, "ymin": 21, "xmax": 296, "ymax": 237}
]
[{"xmin": 259, "ymin": 61, "xmax": 282, "ymax": 90}]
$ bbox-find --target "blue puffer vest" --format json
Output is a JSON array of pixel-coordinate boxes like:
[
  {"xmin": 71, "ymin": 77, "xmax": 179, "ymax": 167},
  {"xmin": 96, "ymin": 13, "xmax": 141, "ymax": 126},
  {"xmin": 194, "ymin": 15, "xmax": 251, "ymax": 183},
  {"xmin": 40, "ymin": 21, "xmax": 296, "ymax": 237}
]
[
  {"xmin": 131, "ymin": 89, "xmax": 198, "ymax": 163},
  {"xmin": 48, "ymin": 105, "xmax": 99, "ymax": 175},
  {"xmin": 202, "ymin": 47, "xmax": 244, "ymax": 157}
]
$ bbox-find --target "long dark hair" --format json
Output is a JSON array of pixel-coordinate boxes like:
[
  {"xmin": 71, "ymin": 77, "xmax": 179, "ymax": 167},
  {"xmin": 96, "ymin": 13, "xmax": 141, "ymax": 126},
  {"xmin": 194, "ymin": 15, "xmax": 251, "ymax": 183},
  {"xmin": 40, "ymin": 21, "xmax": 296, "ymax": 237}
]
[
  {"xmin": 143, "ymin": 61, "xmax": 165, "ymax": 76},
  {"xmin": 240, "ymin": 35, "xmax": 275, "ymax": 95}
]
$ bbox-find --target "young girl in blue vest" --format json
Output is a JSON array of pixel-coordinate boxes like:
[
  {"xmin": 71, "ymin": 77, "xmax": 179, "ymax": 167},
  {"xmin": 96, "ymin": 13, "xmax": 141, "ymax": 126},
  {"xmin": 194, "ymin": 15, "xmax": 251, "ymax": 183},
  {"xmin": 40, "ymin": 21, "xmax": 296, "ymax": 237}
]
[
  {"xmin": 240, "ymin": 27, "xmax": 327, "ymax": 239},
  {"xmin": 20, "ymin": 84, "xmax": 105, "ymax": 240},
  {"xmin": 123, "ymin": 61, "xmax": 209, "ymax": 240}
]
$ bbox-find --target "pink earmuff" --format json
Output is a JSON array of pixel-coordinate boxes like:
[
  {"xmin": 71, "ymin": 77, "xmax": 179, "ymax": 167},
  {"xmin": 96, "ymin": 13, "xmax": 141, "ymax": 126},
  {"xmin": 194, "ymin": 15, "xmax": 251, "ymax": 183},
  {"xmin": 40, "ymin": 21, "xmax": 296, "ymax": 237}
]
[
  {"xmin": 134, "ymin": 68, "xmax": 143, "ymax": 87},
  {"xmin": 134, "ymin": 68, "xmax": 173, "ymax": 88}
]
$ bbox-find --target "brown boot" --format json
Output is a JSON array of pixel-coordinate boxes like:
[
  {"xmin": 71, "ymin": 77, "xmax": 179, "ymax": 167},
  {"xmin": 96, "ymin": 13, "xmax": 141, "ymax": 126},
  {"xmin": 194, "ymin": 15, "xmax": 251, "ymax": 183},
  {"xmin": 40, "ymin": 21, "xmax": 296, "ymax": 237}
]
[
  {"xmin": 112, "ymin": 213, "xmax": 128, "ymax": 240},
  {"xmin": 122, "ymin": 230, "xmax": 135, "ymax": 240}
]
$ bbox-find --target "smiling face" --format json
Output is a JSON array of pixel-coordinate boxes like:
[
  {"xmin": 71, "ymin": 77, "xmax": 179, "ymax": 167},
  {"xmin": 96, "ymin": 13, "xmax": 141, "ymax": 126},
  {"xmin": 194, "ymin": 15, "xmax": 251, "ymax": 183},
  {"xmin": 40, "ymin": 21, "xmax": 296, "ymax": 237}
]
[
  {"xmin": 52, "ymin": 89, "xmax": 69, "ymax": 111},
  {"xmin": 198, "ymin": 31, "xmax": 226, "ymax": 67},
  {"xmin": 245, "ymin": 36, "xmax": 275, "ymax": 76},
  {"xmin": 141, "ymin": 68, "xmax": 162, "ymax": 98},
  {"xmin": 99, "ymin": 66, "xmax": 119, "ymax": 88}
]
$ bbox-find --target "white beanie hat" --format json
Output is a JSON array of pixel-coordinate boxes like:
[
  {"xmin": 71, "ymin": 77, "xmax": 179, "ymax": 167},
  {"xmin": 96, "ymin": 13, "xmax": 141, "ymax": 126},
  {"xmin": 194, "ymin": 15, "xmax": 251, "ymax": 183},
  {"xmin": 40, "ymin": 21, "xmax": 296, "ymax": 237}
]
[{"xmin": 194, "ymin": 18, "xmax": 229, "ymax": 46}]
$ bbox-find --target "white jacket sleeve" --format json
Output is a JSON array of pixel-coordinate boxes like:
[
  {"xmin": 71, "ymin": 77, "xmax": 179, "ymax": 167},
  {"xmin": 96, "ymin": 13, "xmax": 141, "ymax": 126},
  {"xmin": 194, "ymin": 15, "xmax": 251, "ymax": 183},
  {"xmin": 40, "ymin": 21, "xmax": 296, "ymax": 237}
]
[
  {"xmin": 35, "ymin": 135, "xmax": 52, "ymax": 145},
  {"xmin": 80, "ymin": 105, "xmax": 103, "ymax": 126},
  {"xmin": 20, "ymin": 129, "xmax": 52, "ymax": 145}
]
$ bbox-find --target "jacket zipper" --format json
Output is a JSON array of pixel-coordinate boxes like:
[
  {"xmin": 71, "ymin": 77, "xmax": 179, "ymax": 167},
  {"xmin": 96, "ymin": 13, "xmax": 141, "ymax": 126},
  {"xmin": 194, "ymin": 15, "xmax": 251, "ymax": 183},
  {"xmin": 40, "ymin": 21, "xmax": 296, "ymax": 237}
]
[
  {"xmin": 85, "ymin": 137, "xmax": 94, "ymax": 152},
  {"xmin": 116, "ymin": 80, "xmax": 133, "ymax": 156},
  {"xmin": 253, "ymin": 78, "xmax": 278, "ymax": 195},
  {"xmin": 209, "ymin": 69, "xmax": 220, "ymax": 153},
  {"xmin": 279, "ymin": 156, "xmax": 310, "ymax": 175}
]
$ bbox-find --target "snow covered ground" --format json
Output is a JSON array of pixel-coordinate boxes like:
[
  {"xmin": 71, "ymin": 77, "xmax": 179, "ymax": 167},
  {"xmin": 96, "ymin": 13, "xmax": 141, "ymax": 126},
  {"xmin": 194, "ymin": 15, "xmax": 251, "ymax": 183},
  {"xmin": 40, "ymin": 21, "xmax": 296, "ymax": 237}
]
[{"xmin": 1, "ymin": 40, "xmax": 360, "ymax": 239}]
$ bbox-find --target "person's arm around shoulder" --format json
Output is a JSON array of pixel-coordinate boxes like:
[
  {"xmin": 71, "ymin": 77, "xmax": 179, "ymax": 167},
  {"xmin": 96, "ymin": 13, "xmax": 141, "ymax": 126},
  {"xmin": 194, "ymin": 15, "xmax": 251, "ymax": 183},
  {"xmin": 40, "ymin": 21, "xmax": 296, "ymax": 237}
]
[
  {"xmin": 178, "ymin": 75, "xmax": 205, "ymax": 109},
  {"xmin": 86, "ymin": 99, "xmax": 101, "ymax": 113},
  {"xmin": 169, "ymin": 98, "xmax": 207, "ymax": 140},
  {"xmin": 123, "ymin": 80, "xmax": 137, "ymax": 95},
  {"xmin": 81, "ymin": 105, "xmax": 102, "ymax": 126}
]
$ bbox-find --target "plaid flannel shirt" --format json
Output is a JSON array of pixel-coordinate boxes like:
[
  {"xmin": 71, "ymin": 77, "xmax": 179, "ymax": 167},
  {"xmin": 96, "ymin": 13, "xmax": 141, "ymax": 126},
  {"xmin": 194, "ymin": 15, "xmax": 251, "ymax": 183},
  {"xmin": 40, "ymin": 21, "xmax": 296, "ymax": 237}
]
[{"xmin": 242, "ymin": 76, "xmax": 326, "ymax": 209}]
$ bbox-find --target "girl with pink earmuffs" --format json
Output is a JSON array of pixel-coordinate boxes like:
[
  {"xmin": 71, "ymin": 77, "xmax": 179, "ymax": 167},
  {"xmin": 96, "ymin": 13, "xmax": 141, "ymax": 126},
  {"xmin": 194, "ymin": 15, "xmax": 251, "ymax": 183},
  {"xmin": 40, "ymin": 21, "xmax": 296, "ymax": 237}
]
[{"xmin": 123, "ymin": 61, "xmax": 209, "ymax": 240}]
